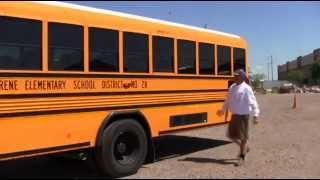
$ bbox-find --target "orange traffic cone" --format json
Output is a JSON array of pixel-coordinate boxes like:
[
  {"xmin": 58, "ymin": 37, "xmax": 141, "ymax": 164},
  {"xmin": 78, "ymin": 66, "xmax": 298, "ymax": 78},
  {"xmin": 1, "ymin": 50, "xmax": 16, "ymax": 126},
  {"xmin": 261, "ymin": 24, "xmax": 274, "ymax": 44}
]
[{"xmin": 292, "ymin": 94, "xmax": 297, "ymax": 109}]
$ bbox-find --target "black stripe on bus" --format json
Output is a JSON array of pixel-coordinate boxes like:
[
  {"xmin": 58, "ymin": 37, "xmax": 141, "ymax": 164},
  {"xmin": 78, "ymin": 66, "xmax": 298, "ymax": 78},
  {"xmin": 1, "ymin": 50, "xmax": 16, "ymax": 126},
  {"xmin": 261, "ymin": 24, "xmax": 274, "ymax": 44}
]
[
  {"xmin": 170, "ymin": 112, "xmax": 208, "ymax": 127},
  {"xmin": 0, "ymin": 100, "xmax": 225, "ymax": 118},
  {"xmin": 0, "ymin": 89, "xmax": 228, "ymax": 99},
  {"xmin": 0, "ymin": 142, "xmax": 90, "ymax": 160},
  {"xmin": 0, "ymin": 72, "xmax": 233, "ymax": 79}
]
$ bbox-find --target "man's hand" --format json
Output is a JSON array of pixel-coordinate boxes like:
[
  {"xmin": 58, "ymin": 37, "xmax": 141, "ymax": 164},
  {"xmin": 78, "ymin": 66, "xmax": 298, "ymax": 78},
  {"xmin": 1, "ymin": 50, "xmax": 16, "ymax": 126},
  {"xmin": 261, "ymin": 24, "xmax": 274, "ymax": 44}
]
[
  {"xmin": 217, "ymin": 109, "xmax": 225, "ymax": 116},
  {"xmin": 253, "ymin": 116, "xmax": 259, "ymax": 125}
]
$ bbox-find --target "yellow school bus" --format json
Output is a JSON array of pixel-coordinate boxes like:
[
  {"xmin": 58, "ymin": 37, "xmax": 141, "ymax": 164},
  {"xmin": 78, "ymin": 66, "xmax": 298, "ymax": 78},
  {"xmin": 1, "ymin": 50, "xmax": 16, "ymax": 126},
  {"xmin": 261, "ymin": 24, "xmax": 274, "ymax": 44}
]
[{"xmin": 0, "ymin": 1, "xmax": 248, "ymax": 177}]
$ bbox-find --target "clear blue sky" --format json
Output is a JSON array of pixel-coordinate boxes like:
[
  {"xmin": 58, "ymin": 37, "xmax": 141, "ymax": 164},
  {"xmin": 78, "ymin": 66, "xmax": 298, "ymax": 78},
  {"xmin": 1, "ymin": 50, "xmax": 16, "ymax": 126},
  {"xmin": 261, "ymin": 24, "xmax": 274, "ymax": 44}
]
[{"xmin": 68, "ymin": 1, "xmax": 320, "ymax": 80}]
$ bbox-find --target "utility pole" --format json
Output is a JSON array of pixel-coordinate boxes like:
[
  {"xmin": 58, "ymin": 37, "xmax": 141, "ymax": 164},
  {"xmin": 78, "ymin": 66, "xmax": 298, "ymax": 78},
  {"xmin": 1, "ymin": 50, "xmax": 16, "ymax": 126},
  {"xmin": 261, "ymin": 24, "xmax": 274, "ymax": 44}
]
[
  {"xmin": 271, "ymin": 55, "xmax": 274, "ymax": 81},
  {"xmin": 267, "ymin": 61, "xmax": 270, "ymax": 81}
]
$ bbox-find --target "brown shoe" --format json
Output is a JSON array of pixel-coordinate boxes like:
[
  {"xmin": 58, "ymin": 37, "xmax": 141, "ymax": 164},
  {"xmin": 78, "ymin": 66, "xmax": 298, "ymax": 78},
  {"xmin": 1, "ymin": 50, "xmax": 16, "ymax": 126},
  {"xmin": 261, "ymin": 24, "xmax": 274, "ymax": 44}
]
[
  {"xmin": 235, "ymin": 154, "xmax": 245, "ymax": 166},
  {"xmin": 237, "ymin": 146, "xmax": 250, "ymax": 158}
]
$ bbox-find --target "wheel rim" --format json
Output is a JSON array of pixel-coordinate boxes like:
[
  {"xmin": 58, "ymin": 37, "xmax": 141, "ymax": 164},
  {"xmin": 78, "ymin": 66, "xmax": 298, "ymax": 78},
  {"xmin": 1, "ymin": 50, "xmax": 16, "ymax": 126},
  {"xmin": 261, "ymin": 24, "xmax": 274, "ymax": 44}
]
[{"xmin": 114, "ymin": 131, "xmax": 140, "ymax": 166}]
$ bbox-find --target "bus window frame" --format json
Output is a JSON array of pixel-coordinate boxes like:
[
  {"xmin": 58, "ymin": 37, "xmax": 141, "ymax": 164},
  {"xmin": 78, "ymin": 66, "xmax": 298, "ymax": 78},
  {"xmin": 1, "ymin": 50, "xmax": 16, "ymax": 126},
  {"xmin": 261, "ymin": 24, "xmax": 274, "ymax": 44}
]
[
  {"xmin": 88, "ymin": 26, "xmax": 120, "ymax": 73},
  {"xmin": 47, "ymin": 21, "xmax": 85, "ymax": 72},
  {"xmin": 177, "ymin": 38, "xmax": 197, "ymax": 75},
  {"xmin": 0, "ymin": 15, "xmax": 43, "ymax": 72},
  {"xmin": 151, "ymin": 35, "xmax": 175, "ymax": 75},
  {"xmin": 122, "ymin": 31, "xmax": 150, "ymax": 74},
  {"xmin": 198, "ymin": 42, "xmax": 215, "ymax": 76},
  {"xmin": 217, "ymin": 44, "xmax": 233, "ymax": 77},
  {"xmin": 233, "ymin": 47, "xmax": 247, "ymax": 74}
]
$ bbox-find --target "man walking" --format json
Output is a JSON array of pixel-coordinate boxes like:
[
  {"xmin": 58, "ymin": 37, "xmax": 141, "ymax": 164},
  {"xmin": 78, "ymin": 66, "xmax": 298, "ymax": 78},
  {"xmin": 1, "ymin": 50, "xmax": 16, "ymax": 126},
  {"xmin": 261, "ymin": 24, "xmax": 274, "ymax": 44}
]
[{"xmin": 218, "ymin": 69, "xmax": 260, "ymax": 166}]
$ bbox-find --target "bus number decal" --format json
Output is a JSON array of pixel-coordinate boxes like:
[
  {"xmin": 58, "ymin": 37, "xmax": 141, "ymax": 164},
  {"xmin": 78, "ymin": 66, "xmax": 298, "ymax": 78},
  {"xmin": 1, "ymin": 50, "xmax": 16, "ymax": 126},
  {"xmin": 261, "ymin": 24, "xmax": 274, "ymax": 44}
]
[{"xmin": 142, "ymin": 81, "xmax": 148, "ymax": 89}]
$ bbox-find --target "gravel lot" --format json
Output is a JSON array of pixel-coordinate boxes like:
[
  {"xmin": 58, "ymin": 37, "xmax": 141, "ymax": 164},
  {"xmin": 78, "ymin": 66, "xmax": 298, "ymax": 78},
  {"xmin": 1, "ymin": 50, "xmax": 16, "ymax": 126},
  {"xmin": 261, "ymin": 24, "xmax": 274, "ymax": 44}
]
[{"xmin": 1, "ymin": 94, "xmax": 320, "ymax": 178}]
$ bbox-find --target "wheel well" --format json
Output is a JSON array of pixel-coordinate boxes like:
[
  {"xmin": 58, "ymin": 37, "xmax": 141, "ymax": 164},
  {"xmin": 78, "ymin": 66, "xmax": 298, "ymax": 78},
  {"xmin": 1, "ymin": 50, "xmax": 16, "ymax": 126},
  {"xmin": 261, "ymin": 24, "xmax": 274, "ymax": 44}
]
[{"xmin": 95, "ymin": 110, "xmax": 155, "ymax": 163}]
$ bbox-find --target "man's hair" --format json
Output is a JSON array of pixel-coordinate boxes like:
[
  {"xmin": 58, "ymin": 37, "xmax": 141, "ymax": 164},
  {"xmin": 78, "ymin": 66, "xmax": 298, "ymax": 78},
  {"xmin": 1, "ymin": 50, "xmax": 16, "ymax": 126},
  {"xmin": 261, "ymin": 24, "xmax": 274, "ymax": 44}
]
[{"xmin": 235, "ymin": 69, "xmax": 251, "ymax": 85}]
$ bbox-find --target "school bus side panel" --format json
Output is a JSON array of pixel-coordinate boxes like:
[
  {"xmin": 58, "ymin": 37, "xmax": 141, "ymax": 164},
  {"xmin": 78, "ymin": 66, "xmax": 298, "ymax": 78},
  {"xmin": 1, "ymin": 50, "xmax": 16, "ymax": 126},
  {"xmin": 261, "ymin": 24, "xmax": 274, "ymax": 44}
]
[
  {"xmin": 0, "ymin": 112, "xmax": 107, "ymax": 158},
  {"xmin": 0, "ymin": 101, "xmax": 228, "ymax": 159}
]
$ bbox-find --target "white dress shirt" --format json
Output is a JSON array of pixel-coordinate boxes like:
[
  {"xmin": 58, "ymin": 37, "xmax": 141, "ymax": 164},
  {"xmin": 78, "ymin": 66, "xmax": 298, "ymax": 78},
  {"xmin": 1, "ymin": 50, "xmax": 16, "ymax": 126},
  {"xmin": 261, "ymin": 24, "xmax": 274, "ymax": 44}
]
[{"xmin": 222, "ymin": 82, "xmax": 260, "ymax": 117}]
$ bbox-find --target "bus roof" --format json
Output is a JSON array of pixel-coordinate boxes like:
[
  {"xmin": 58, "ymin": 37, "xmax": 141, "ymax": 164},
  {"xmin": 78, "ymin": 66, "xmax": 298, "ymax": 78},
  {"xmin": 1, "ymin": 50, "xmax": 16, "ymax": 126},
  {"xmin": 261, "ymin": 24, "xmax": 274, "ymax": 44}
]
[{"xmin": 31, "ymin": 1, "xmax": 241, "ymax": 39}]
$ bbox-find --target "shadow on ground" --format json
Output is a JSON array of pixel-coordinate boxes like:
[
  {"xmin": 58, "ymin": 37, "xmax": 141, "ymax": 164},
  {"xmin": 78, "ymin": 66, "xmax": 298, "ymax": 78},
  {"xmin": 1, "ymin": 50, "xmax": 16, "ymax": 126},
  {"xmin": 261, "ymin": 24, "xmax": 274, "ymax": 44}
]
[
  {"xmin": 0, "ymin": 135, "xmax": 231, "ymax": 178},
  {"xmin": 178, "ymin": 157, "xmax": 238, "ymax": 166},
  {"xmin": 154, "ymin": 135, "xmax": 231, "ymax": 161}
]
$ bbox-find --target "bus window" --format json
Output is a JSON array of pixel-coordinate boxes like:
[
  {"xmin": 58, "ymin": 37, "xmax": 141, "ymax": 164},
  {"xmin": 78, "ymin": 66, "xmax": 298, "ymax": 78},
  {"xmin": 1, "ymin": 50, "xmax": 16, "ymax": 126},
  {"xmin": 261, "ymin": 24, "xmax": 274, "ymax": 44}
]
[
  {"xmin": 199, "ymin": 42, "xmax": 215, "ymax": 75},
  {"xmin": 89, "ymin": 27, "xmax": 119, "ymax": 72},
  {"xmin": 48, "ymin": 22, "xmax": 84, "ymax": 71},
  {"xmin": 152, "ymin": 36, "xmax": 174, "ymax": 73},
  {"xmin": 123, "ymin": 32, "xmax": 149, "ymax": 73},
  {"xmin": 178, "ymin": 39, "xmax": 196, "ymax": 74},
  {"xmin": 0, "ymin": 16, "xmax": 42, "ymax": 70},
  {"xmin": 153, "ymin": 36, "xmax": 174, "ymax": 73},
  {"xmin": 234, "ymin": 48, "xmax": 246, "ymax": 72},
  {"xmin": 217, "ymin": 45, "xmax": 231, "ymax": 75}
]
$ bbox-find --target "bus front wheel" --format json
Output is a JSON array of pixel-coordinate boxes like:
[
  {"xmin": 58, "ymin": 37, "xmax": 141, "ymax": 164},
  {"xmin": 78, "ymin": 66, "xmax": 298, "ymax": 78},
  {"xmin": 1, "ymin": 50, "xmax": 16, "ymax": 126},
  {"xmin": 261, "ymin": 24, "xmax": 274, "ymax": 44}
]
[{"xmin": 95, "ymin": 119, "xmax": 148, "ymax": 178}]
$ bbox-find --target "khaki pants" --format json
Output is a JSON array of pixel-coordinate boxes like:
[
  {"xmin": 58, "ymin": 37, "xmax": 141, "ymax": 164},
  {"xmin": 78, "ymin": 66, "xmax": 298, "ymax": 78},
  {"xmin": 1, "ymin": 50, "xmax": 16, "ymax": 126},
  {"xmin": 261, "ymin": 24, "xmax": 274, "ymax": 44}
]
[{"xmin": 227, "ymin": 114, "xmax": 249, "ymax": 141}]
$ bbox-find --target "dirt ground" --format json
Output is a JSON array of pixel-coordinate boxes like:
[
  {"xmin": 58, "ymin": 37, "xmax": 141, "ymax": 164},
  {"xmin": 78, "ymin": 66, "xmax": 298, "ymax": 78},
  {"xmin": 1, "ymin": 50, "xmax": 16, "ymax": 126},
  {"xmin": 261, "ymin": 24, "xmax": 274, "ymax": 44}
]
[{"xmin": 0, "ymin": 94, "xmax": 320, "ymax": 178}]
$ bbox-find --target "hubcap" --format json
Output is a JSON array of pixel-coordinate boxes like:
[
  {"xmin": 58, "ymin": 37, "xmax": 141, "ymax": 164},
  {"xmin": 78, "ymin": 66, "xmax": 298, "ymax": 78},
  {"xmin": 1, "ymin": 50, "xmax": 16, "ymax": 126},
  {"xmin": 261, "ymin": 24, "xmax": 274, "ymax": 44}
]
[
  {"xmin": 114, "ymin": 131, "xmax": 140, "ymax": 165},
  {"xmin": 117, "ymin": 142, "xmax": 127, "ymax": 155}
]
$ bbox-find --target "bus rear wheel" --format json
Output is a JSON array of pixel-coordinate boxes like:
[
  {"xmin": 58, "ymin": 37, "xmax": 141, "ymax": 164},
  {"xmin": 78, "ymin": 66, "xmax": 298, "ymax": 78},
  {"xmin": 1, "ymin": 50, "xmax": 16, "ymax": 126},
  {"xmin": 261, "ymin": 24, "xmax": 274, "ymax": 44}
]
[{"xmin": 95, "ymin": 119, "xmax": 148, "ymax": 178}]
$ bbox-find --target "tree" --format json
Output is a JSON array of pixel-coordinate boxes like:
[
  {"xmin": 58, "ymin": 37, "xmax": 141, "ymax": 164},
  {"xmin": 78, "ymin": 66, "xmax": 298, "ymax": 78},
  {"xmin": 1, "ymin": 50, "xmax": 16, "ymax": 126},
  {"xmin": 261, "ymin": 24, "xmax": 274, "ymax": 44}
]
[
  {"xmin": 251, "ymin": 73, "xmax": 266, "ymax": 89},
  {"xmin": 287, "ymin": 70, "xmax": 305, "ymax": 85},
  {"xmin": 311, "ymin": 61, "xmax": 320, "ymax": 84}
]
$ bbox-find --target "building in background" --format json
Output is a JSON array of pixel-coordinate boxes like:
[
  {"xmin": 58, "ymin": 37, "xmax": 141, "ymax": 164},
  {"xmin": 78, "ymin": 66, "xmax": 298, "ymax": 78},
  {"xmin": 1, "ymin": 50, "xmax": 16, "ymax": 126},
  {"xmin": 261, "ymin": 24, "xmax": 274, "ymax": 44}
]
[{"xmin": 278, "ymin": 48, "xmax": 320, "ymax": 84}]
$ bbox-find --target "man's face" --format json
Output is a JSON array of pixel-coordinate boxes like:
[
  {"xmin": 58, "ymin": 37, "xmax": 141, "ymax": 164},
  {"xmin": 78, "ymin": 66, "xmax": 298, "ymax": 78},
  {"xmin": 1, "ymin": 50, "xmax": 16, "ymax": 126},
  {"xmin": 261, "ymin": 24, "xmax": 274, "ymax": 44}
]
[{"xmin": 234, "ymin": 74, "xmax": 242, "ymax": 84}]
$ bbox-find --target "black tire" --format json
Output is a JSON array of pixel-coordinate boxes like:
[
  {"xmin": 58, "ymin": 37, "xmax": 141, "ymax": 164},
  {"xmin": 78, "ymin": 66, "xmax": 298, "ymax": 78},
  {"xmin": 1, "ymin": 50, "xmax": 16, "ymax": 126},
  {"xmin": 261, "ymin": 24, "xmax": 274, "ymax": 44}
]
[{"xmin": 95, "ymin": 119, "xmax": 148, "ymax": 178}]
